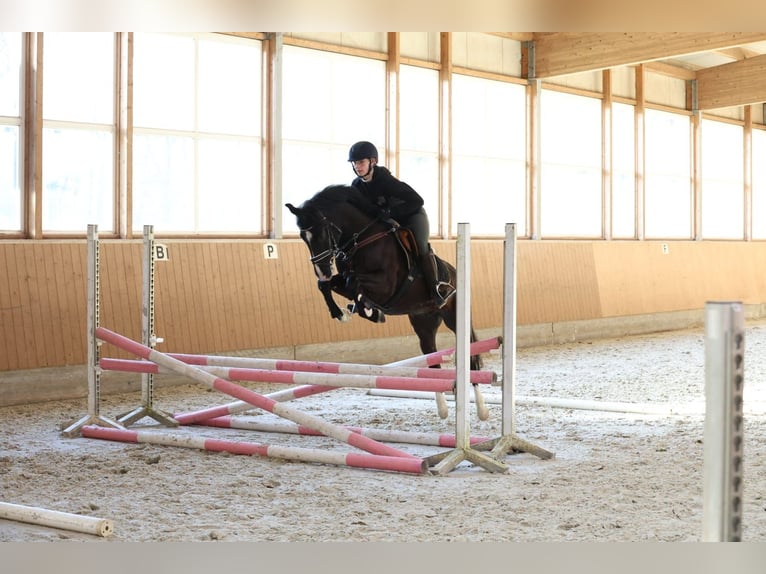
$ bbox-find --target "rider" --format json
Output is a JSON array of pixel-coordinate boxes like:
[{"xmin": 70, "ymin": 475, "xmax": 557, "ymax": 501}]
[{"xmin": 347, "ymin": 140, "xmax": 455, "ymax": 307}]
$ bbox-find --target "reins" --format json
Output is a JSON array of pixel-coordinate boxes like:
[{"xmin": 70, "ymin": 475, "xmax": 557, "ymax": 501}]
[{"xmin": 317, "ymin": 208, "xmax": 394, "ymax": 263}]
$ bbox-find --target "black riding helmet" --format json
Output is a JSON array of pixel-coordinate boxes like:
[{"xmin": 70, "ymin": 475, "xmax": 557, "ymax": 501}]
[{"xmin": 348, "ymin": 141, "xmax": 378, "ymax": 162}]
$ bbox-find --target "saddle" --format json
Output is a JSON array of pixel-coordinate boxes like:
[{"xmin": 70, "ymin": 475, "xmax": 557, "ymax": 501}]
[
  {"xmin": 392, "ymin": 226, "xmax": 451, "ymax": 283},
  {"xmin": 347, "ymin": 224, "xmax": 451, "ymax": 321}
]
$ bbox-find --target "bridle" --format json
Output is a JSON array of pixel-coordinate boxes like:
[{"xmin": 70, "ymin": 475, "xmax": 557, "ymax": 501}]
[
  {"xmin": 305, "ymin": 215, "xmax": 342, "ymax": 267},
  {"xmin": 305, "ymin": 208, "xmax": 394, "ymax": 271}
]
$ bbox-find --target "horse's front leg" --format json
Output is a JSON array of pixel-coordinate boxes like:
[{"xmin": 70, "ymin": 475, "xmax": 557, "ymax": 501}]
[{"xmin": 317, "ymin": 280, "xmax": 351, "ymax": 322}]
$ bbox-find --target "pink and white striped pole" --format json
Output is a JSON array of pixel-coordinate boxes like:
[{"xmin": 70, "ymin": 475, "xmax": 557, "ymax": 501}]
[
  {"xmin": 196, "ymin": 416, "xmax": 491, "ymax": 448},
  {"xmin": 95, "ymin": 327, "xmax": 417, "ymax": 460},
  {"xmin": 173, "ymin": 383, "xmax": 337, "ymax": 425},
  {"xmin": 387, "ymin": 336, "xmax": 502, "ymax": 368},
  {"xmin": 102, "ymin": 336, "xmax": 502, "ymax": 427},
  {"xmin": 99, "ymin": 358, "xmax": 473, "ymax": 392},
  {"xmin": 166, "ymin": 353, "xmax": 496, "ymax": 384},
  {"xmin": 171, "ymin": 337, "xmax": 501, "ymax": 424},
  {"xmin": 81, "ymin": 426, "xmax": 427, "ymax": 475}
]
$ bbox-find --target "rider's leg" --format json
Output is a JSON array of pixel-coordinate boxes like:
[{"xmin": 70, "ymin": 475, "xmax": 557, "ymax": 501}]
[{"xmin": 408, "ymin": 209, "xmax": 454, "ymax": 306}]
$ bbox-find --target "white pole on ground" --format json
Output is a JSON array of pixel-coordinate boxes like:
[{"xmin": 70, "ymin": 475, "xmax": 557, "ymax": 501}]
[
  {"xmin": 0, "ymin": 501, "xmax": 114, "ymax": 537},
  {"xmin": 702, "ymin": 301, "xmax": 745, "ymax": 542}
]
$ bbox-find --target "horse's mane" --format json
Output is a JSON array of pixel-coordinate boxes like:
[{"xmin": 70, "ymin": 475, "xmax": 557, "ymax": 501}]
[
  {"xmin": 308, "ymin": 184, "xmax": 362, "ymax": 208},
  {"xmin": 305, "ymin": 184, "xmax": 377, "ymax": 219}
]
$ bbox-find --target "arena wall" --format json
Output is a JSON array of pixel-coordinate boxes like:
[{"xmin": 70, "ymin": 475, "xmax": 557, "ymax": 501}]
[{"xmin": 2, "ymin": 238, "xmax": 766, "ymax": 405}]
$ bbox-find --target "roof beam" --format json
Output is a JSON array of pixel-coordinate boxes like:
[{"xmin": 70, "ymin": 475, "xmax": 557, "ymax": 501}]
[
  {"xmin": 696, "ymin": 53, "xmax": 766, "ymax": 110},
  {"xmin": 532, "ymin": 32, "xmax": 766, "ymax": 78}
]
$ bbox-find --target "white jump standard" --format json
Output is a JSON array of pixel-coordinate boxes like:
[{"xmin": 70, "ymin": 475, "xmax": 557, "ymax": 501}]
[{"xmin": 61, "ymin": 225, "xmax": 124, "ymax": 437}]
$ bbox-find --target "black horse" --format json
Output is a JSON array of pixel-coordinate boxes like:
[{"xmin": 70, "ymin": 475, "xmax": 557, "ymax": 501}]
[{"xmin": 286, "ymin": 184, "xmax": 488, "ymax": 420}]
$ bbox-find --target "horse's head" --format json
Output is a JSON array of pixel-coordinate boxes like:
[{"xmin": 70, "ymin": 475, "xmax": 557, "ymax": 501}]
[
  {"xmin": 286, "ymin": 200, "xmax": 339, "ymax": 281},
  {"xmin": 287, "ymin": 184, "xmax": 381, "ymax": 281}
]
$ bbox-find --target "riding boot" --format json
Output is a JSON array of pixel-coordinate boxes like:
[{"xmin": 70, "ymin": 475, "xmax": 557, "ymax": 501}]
[{"xmin": 419, "ymin": 248, "xmax": 455, "ymax": 308}]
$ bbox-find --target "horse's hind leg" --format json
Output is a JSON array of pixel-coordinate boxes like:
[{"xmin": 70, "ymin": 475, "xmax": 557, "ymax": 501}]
[
  {"xmin": 408, "ymin": 313, "xmax": 449, "ymax": 419},
  {"xmin": 441, "ymin": 310, "xmax": 490, "ymax": 421}
]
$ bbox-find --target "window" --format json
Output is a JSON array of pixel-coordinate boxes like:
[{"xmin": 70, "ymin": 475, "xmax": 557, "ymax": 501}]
[
  {"xmin": 0, "ymin": 32, "xmax": 22, "ymax": 233},
  {"xmin": 42, "ymin": 33, "xmax": 115, "ymax": 233},
  {"xmin": 644, "ymin": 108, "xmax": 691, "ymax": 239},
  {"xmin": 452, "ymin": 74, "xmax": 526, "ymax": 236},
  {"xmin": 281, "ymin": 45, "xmax": 385, "ymax": 234},
  {"xmin": 399, "ymin": 65, "xmax": 440, "ymax": 234},
  {"xmin": 701, "ymin": 119, "xmax": 744, "ymax": 239},
  {"xmin": 132, "ymin": 33, "xmax": 263, "ymax": 234},
  {"xmin": 540, "ymin": 90, "xmax": 602, "ymax": 237},
  {"xmin": 611, "ymin": 103, "xmax": 636, "ymax": 238},
  {"xmin": 753, "ymin": 129, "xmax": 766, "ymax": 239}
]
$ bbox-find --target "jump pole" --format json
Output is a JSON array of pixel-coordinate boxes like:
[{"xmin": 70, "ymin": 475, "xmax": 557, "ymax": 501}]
[
  {"xmin": 166, "ymin": 338, "xmax": 501, "ymax": 426},
  {"xmin": 193, "ymin": 415, "xmax": 492, "ymax": 447},
  {"xmin": 702, "ymin": 301, "xmax": 745, "ymax": 541},
  {"xmin": 386, "ymin": 336, "xmax": 503, "ymax": 367},
  {"xmin": 61, "ymin": 224, "xmax": 124, "ymax": 438},
  {"xmin": 95, "ymin": 327, "xmax": 418, "ymax": 460},
  {"xmin": 0, "ymin": 501, "xmax": 114, "ymax": 538},
  {"xmin": 364, "ymin": 389, "xmax": 683, "ymax": 415},
  {"xmin": 81, "ymin": 426, "xmax": 427, "ymax": 475},
  {"xmin": 99, "ymin": 357, "xmax": 489, "ymax": 393},
  {"xmin": 103, "ymin": 355, "xmax": 496, "ymax": 384}
]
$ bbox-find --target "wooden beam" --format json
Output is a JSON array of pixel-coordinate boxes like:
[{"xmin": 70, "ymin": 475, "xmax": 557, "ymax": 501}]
[
  {"xmin": 635, "ymin": 64, "xmax": 645, "ymax": 240},
  {"xmin": 532, "ymin": 33, "xmax": 766, "ymax": 78},
  {"xmin": 487, "ymin": 32, "xmax": 533, "ymax": 42},
  {"xmin": 644, "ymin": 61, "xmax": 696, "ymax": 81},
  {"xmin": 602, "ymin": 69, "xmax": 612, "ymax": 240},
  {"xmin": 439, "ymin": 32, "xmax": 451, "ymax": 239},
  {"xmin": 386, "ymin": 32, "xmax": 399, "ymax": 176},
  {"xmin": 696, "ymin": 54, "xmax": 766, "ymax": 110},
  {"xmin": 715, "ymin": 47, "xmax": 760, "ymax": 61},
  {"xmin": 24, "ymin": 33, "xmax": 43, "ymax": 239}
]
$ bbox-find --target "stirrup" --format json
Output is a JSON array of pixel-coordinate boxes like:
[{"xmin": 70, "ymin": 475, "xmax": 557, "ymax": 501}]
[{"xmin": 435, "ymin": 281, "xmax": 456, "ymax": 307}]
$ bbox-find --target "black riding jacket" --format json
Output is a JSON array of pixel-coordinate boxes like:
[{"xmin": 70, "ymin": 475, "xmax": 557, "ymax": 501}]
[{"xmin": 351, "ymin": 166, "xmax": 424, "ymax": 222}]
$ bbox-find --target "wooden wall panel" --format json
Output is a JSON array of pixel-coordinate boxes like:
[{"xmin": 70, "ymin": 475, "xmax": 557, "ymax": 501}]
[
  {"xmin": 0, "ymin": 242, "xmax": 88, "ymax": 370},
  {"xmin": 3, "ymin": 238, "xmax": 766, "ymax": 372},
  {"xmin": 98, "ymin": 242, "xmax": 142, "ymax": 360},
  {"xmin": 594, "ymin": 241, "xmax": 766, "ymax": 318},
  {"xmin": 465, "ymin": 240, "xmax": 504, "ymax": 330},
  {"xmin": 517, "ymin": 241, "xmax": 602, "ymax": 324}
]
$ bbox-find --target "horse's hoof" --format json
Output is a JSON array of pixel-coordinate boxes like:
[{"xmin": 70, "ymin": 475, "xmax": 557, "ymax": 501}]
[
  {"xmin": 435, "ymin": 392, "xmax": 448, "ymax": 418},
  {"xmin": 339, "ymin": 308, "xmax": 352, "ymax": 323}
]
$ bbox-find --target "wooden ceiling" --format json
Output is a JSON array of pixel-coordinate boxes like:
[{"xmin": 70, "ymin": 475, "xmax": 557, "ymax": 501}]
[{"xmin": 497, "ymin": 32, "xmax": 766, "ymax": 110}]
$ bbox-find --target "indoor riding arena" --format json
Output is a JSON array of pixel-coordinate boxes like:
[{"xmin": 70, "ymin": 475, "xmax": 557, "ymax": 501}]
[{"xmin": 1, "ymin": 31, "xmax": 766, "ymax": 548}]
